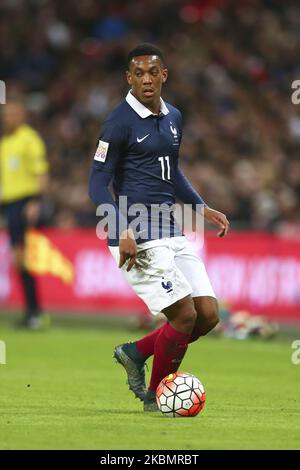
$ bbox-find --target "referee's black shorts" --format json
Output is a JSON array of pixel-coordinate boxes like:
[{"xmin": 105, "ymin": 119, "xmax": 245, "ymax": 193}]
[{"xmin": 3, "ymin": 196, "xmax": 40, "ymax": 247}]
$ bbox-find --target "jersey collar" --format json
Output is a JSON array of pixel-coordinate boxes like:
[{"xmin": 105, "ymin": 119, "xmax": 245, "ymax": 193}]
[{"xmin": 126, "ymin": 90, "xmax": 169, "ymax": 118}]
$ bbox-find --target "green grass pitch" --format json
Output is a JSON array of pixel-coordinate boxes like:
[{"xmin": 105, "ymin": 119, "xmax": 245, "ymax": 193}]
[{"xmin": 0, "ymin": 314, "xmax": 300, "ymax": 450}]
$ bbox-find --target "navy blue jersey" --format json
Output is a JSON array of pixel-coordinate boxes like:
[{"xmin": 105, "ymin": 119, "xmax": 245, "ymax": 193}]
[{"xmin": 89, "ymin": 91, "xmax": 205, "ymax": 246}]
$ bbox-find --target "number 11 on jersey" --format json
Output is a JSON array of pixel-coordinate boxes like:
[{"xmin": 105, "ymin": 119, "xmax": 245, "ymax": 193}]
[{"xmin": 158, "ymin": 156, "xmax": 171, "ymax": 181}]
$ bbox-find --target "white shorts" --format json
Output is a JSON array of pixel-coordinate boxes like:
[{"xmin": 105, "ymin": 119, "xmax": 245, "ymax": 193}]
[{"xmin": 109, "ymin": 236, "xmax": 216, "ymax": 316}]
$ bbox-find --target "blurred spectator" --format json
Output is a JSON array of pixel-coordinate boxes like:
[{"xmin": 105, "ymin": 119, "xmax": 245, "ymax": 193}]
[{"xmin": 0, "ymin": 95, "xmax": 49, "ymax": 328}]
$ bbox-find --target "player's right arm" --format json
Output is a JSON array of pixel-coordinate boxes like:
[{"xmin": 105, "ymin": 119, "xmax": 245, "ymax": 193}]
[{"xmin": 88, "ymin": 121, "xmax": 137, "ymax": 271}]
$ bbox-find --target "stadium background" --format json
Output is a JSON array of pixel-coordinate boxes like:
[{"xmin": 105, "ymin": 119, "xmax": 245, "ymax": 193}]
[
  {"xmin": 0, "ymin": 0, "xmax": 299, "ymax": 323},
  {"xmin": 1, "ymin": 0, "xmax": 300, "ymax": 452}
]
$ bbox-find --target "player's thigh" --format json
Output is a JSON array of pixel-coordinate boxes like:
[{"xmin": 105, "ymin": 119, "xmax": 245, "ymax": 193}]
[
  {"xmin": 173, "ymin": 237, "xmax": 216, "ymax": 300},
  {"xmin": 172, "ymin": 237, "xmax": 219, "ymax": 324},
  {"xmin": 162, "ymin": 293, "xmax": 197, "ymax": 332},
  {"xmin": 109, "ymin": 243, "xmax": 192, "ymax": 316}
]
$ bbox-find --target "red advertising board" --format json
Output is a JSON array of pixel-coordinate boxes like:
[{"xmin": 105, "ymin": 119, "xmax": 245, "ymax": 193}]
[{"xmin": 0, "ymin": 229, "xmax": 299, "ymax": 322}]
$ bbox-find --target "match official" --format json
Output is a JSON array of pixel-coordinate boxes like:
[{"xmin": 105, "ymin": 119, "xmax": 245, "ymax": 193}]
[{"xmin": 0, "ymin": 97, "xmax": 49, "ymax": 329}]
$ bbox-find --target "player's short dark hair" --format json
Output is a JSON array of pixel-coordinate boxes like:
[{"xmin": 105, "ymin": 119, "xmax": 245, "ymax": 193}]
[{"xmin": 127, "ymin": 43, "xmax": 165, "ymax": 69}]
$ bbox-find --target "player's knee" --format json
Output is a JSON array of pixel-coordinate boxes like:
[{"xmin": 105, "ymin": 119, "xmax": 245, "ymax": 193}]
[
  {"xmin": 200, "ymin": 309, "xmax": 219, "ymax": 336},
  {"xmin": 174, "ymin": 298, "xmax": 197, "ymax": 333},
  {"xmin": 165, "ymin": 296, "xmax": 197, "ymax": 334},
  {"xmin": 181, "ymin": 308, "xmax": 197, "ymax": 330},
  {"xmin": 205, "ymin": 314, "xmax": 219, "ymax": 334},
  {"xmin": 194, "ymin": 297, "xmax": 219, "ymax": 335}
]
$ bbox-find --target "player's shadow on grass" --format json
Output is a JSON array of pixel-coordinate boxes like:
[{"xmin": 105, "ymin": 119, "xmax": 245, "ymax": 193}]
[
  {"xmin": 98, "ymin": 408, "xmax": 166, "ymax": 417},
  {"xmin": 4, "ymin": 404, "xmax": 155, "ymax": 416},
  {"xmin": 97, "ymin": 409, "xmax": 143, "ymax": 415}
]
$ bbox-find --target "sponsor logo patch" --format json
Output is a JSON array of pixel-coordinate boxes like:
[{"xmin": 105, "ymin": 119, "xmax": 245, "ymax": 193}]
[{"xmin": 94, "ymin": 140, "xmax": 109, "ymax": 162}]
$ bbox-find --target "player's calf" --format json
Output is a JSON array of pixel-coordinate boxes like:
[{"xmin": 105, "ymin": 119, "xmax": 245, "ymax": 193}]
[{"xmin": 191, "ymin": 296, "xmax": 219, "ymax": 340}]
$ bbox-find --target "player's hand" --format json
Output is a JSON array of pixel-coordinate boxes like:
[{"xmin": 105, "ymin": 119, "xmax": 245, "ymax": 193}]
[
  {"xmin": 119, "ymin": 228, "xmax": 137, "ymax": 272},
  {"xmin": 203, "ymin": 206, "xmax": 230, "ymax": 237}
]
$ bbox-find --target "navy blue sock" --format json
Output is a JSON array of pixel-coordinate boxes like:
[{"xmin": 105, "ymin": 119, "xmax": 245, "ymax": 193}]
[{"xmin": 123, "ymin": 342, "xmax": 146, "ymax": 364}]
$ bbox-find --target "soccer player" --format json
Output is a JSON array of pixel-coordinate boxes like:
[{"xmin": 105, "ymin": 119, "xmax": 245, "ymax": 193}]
[
  {"xmin": 0, "ymin": 97, "xmax": 49, "ymax": 329},
  {"xmin": 89, "ymin": 44, "xmax": 229, "ymax": 411}
]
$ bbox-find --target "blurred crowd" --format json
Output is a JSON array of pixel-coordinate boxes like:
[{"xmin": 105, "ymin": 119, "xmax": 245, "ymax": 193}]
[{"xmin": 0, "ymin": 0, "xmax": 299, "ymax": 234}]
